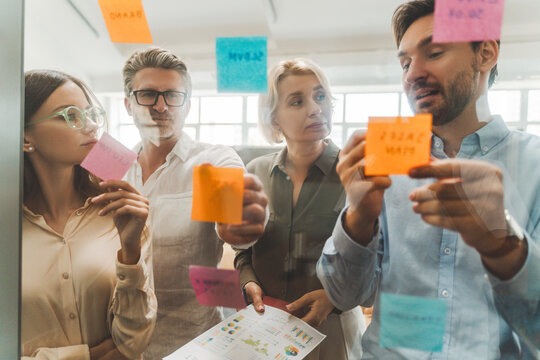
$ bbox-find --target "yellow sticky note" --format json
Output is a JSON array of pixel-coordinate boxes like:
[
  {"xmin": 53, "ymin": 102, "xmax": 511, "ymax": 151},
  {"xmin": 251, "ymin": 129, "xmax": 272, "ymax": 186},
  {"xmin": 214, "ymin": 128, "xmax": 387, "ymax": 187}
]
[
  {"xmin": 98, "ymin": 0, "xmax": 153, "ymax": 44},
  {"xmin": 365, "ymin": 114, "xmax": 432, "ymax": 176},
  {"xmin": 192, "ymin": 165, "xmax": 244, "ymax": 225}
]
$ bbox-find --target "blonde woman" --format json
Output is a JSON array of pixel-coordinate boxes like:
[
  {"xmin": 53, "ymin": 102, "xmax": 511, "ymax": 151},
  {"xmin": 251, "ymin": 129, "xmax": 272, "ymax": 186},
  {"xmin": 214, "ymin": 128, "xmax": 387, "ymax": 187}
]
[
  {"xmin": 22, "ymin": 70, "xmax": 156, "ymax": 359},
  {"xmin": 235, "ymin": 59, "xmax": 365, "ymax": 359}
]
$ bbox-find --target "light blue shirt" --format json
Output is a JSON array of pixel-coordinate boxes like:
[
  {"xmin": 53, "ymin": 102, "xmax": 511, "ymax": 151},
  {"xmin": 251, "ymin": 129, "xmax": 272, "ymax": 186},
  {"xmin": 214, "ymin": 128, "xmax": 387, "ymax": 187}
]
[{"xmin": 317, "ymin": 116, "xmax": 540, "ymax": 359}]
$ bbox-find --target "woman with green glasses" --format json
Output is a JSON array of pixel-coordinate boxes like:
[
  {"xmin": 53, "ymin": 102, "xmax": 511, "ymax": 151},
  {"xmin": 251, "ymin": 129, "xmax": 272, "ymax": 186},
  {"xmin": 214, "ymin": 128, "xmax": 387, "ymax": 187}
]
[{"xmin": 22, "ymin": 70, "xmax": 156, "ymax": 359}]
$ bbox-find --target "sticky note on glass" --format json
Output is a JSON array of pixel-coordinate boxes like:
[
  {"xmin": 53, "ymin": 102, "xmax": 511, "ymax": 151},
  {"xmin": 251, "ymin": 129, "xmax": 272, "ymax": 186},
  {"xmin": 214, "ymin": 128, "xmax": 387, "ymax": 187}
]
[
  {"xmin": 380, "ymin": 293, "xmax": 448, "ymax": 352},
  {"xmin": 365, "ymin": 114, "xmax": 432, "ymax": 176},
  {"xmin": 81, "ymin": 133, "xmax": 137, "ymax": 181},
  {"xmin": 433, "ymin": 0, "xmax": 505, "ymax": 43},
  {"xmin": 189, "ymin": 266, "xmax": 246, "ymax": 309},
  {"xmin": 192, "ymin": 165, "xmax": 244, "ymax": 224},
  {"xmin": 216, "ymin": 36, "xmax": 267, "ymax": 93},
  {"xmin": 98, "ymin": 0, "xmax": 153, "ymax": 43}
]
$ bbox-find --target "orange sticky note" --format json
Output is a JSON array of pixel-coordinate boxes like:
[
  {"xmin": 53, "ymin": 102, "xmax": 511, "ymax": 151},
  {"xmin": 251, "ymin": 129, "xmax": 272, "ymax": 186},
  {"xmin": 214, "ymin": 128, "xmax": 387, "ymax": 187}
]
[
  {"xmin": 192, "ymin": 165, "xmax": 244, "ymax": 224},
  {"xmin": 365, "ymin": 114, "xmax": 432, "ymax": 176},
  {"xmin": 98, "ymin": 0, "xmax": 153, "ymax": 44}
]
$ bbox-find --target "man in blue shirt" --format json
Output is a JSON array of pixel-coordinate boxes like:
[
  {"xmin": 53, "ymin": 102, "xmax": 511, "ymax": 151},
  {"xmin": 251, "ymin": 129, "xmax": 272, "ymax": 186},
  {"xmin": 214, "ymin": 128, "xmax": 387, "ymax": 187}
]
[{"xmin": 317, "ymin": 0, "xmax": 540, "ymax": 358}]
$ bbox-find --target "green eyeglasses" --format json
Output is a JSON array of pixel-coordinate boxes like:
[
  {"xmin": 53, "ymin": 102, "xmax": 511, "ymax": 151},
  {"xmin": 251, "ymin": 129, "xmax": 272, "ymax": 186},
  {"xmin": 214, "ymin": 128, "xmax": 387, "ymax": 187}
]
[{"xmin": 26, "ymin": 105, "xmax": 107, "ymax": 130}]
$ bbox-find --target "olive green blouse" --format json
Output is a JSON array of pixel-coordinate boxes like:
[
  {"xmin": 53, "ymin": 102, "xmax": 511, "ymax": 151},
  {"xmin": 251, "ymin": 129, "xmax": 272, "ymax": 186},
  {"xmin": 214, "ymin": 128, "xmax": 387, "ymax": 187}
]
[{"xmin": 235, "ymin": 139, "xmax": 346, "ymax": 303}]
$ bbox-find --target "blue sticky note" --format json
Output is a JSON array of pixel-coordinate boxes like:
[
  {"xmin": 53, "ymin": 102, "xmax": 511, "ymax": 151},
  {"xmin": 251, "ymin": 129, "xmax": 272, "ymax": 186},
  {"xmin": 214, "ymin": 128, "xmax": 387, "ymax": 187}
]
[
  {"xmin": 216, "ymin": 36, "xmax": 267, "ymax": 93},
  {"xmin": 380, "ymin": 293, "xmax": 448, "ymax": 352}
]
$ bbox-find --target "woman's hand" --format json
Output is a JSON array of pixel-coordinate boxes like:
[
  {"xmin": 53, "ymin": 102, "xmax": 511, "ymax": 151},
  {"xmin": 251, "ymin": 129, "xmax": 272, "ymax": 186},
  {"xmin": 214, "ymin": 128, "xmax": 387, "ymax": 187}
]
[
  {"xmin": 244, "ymin": 281, "xmax": 265, "ymax": 313},
  {"xmin": 89, "ymin": 338, "xmax": 128, "ymax": 360},
  {"xmin": 286, "ymin": 289, "xmax": 335, "ymax": 327},
  {"xmin": 92, "ymin": 180, "xmax": 149, "ymax": 265}
]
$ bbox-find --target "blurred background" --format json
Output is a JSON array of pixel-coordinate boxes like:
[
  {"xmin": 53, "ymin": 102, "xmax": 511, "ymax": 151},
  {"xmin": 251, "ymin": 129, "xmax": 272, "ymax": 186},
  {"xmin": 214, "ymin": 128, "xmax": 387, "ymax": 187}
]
[{"xmin": 24, "ymin": 0, "xmax": 540, "ymax": 150}]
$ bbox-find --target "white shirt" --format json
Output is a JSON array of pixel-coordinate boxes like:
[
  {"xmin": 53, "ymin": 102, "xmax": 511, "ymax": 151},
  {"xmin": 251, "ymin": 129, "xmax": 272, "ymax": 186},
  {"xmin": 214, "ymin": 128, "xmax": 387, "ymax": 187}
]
[{"xmin": 125, "ymin": 132, "xmax": 244, "ymax": 359}]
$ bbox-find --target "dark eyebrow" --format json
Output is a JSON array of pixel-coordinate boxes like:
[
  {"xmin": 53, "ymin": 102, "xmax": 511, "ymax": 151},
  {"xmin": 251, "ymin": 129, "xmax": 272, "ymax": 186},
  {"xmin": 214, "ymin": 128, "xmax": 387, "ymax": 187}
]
[
  {"xmin": 52, "ymin": 105, "xmax": 71, "ymax": 112},
  {"xmin": 398, "ymin": 35, "xmax": 433, "ymax": 58},
  {"xmin": 313, "ymin": 85, "xmax": 324, "ymax": 91}
]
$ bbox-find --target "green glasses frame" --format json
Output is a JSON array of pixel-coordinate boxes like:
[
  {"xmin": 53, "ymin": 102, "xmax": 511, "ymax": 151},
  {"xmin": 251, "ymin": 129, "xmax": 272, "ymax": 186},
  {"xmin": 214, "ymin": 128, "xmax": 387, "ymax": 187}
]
[{"xmin": 25, "ymin": 105, "xmax": 106, "ymax": 130}]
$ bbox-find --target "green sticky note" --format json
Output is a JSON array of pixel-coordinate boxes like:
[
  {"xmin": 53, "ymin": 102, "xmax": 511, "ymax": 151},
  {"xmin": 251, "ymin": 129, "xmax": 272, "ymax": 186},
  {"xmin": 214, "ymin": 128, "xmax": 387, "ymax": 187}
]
[
  {"xmin": 216, "ymin": 36, "xmax": 267, "ymax": 93},
  {"xmin": 380, "ymin": 293, "xmax": 448, "ymax": 352}
]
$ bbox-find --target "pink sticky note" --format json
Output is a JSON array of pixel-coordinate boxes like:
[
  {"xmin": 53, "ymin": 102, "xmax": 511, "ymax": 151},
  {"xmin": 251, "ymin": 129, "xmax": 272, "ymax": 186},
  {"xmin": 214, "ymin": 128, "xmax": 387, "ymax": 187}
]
[
  {"xmin": 189, "ymin": 266, "xmax": 246, "ymax": 309},
  {"xmin": 80, "ymin": 133, "xmax": 137, "ymax": 181},
  {"xmin": 433, "ymin": 0, "xmax": 505, "ymax": 43}
]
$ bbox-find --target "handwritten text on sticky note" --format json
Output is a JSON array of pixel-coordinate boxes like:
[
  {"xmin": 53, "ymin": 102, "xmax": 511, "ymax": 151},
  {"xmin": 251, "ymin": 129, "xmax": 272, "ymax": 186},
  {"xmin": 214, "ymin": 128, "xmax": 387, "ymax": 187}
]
[
  {"xmin": 365, "ymin": 114, "xmax": 432, "ymax": 176},
  {"xmin": 192, "ymin": 165, "xmax": 244, "ymax": 224},
  {"xmin": 81, "ymin": 133, "xmax": 137, "ymax": 181},
  {"xmin": 380, "ymin": 293, "xmax": 448, "ymax": 352},
  {"xmin": 216, "ymin": 36, "xmax": 267, "ymax": 93},
  {"xmin": 189, "ymin": 266, "xmax": 246, "ymax": 309},
  {"xmin": 98, "ymin": 0, "xmax": 153, "ymax": 43},
  {"xmin": 433, "ymin": 0, "xmax": 505, "ymax": 43}
]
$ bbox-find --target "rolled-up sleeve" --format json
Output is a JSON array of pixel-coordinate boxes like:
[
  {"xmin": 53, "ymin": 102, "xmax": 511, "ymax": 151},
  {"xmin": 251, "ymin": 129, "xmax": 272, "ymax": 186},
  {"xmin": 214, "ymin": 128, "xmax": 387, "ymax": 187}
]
[
  {"xmin": 109, "ymin": 227, "xmax": 157, "ymax": 359},
  {"xmin": 317, "ymin": 207, "xmax": 381, "ymax": 311}
]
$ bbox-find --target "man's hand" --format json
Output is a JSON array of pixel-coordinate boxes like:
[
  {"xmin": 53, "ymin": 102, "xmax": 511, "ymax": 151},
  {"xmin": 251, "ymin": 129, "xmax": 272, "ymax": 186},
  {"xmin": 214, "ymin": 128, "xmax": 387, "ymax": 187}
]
[
  {"xmin": 286, "ymin": 290, "xmax": 335, "ymax": 327},
  {"xmin": 337, "ymin": 130, "xmax": 391, "ymax": 245},
  {"xmin": 244, "ymin": 281, "xmax": 265, "ymax": 313},
  {"xmin": 218, "ymin": 173, "xmax": 268, "ymax": 246},
  {"xmin": 409, "ymin": 159, "xmax": 507, "ymax": 253}
]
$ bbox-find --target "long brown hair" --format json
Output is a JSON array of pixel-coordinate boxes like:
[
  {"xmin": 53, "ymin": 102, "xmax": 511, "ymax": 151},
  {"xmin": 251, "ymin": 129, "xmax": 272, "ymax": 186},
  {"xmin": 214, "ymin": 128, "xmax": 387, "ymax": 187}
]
[{"xmin": 24, "ymin": 69, "xmax": 103, "ymax": 200}]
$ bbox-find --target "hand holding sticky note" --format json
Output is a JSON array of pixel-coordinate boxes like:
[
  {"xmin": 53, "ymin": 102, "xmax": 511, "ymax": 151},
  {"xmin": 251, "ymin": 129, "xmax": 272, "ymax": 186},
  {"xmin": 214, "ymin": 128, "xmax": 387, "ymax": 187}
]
[
  {"xmin": 380, "ymin": 293, "xmax": 448, "ymax": 352},
  {"xmin": 216, "ymin": 36, "xmax": 268, "ymax": 93},
  {"xmin": 365, "ymin": 114, "xmax": 432, "ymax": 176},
  {"xmin": 192, "ymin": 165, "xmax": 244, "ymax": 224},
  {"xmin": 81, "ymin": 133, "xmax": 138, "ymax": 181},
  {"xmin": 433, "ymin": 0, "xmax": 505, "ymax": 43},
  {"xmin": 98, "ymin": 0, "xmax": 153, "ymax": 43},
  {"xmin": 189, "ymin": 266, "xmax": 246, "ymax": 309}
]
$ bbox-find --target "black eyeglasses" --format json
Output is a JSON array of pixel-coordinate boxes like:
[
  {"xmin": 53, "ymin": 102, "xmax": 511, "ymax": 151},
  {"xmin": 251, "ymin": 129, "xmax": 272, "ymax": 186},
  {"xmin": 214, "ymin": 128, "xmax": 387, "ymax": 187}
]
[{"xmin": 130, "ymin": 90, "xmax": 187, "ymax": 107}]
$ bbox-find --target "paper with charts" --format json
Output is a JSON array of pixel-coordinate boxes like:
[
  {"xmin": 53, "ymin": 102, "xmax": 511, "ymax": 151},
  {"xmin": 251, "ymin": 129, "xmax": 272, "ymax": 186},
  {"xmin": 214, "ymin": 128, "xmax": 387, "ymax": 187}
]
[{"xmin": 164, "ymin": 305, "xmax": 326, "ymax": 360}]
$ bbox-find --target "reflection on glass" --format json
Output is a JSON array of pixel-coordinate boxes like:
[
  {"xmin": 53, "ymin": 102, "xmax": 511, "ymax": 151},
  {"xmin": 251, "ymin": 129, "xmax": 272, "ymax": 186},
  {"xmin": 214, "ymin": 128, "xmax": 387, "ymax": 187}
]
[
  {"xmin": 247, "ymin": 126, "xmax": 269, "ymax": 146},
  {"xmin": 185, "ymin": 97, "xmax": 200, "ymax": 124},
  {"xmin": 400, "ymin": 93, "xmax": 414, "ymax": 116},
  {"xmin": 330, "ymin": 125, "xmax": 343, "ymax": 148},
  {"xmin": 247, "ymin": 96, "xmax": 258, "ymax": 123},
  {"xmin": 200, "ymin": 125, "xmax": 242, "ymax": 145},
  {"xmin": 345, "ymin": 93, "xmax": 399, "ymax": 123},
  {"xmin": 333, "ymin": 94, "xmax": 345, "ymax": 123},
  {"xmin": 118, "ymin": 124, "xmax": 141, "ymax": 149},
  {"xmin": 528, "ymin": 90, "xmax": 540, "ymax": 122},
  {"xmin": 200, "ymin": 96, "xmax": 243, "ymax": 123},
  {"xmin": 488, "ymin": 90, "xmax": 521, "ymax": 121}
]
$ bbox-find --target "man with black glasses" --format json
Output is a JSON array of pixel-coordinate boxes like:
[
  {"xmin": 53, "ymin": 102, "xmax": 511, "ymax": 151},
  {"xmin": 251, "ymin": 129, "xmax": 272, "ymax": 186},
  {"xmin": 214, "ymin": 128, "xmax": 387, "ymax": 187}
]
[
  {"xmin": 123, "ymin": 47, "xmax": 268, "ymax": 359},
  {"xmin": 317, "ymin": 0, "xmax": 540, "ymax": 358}
]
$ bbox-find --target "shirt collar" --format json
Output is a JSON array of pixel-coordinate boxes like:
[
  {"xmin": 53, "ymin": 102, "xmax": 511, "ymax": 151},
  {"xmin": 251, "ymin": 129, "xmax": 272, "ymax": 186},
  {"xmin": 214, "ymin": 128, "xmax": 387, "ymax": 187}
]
[
  {"xmin": 431, "ymin": 115, "xmax": 510, "ymax": 157},
  {"xmin": 270, "ymin": 139, "xmax": 339, "ymax": 177}
]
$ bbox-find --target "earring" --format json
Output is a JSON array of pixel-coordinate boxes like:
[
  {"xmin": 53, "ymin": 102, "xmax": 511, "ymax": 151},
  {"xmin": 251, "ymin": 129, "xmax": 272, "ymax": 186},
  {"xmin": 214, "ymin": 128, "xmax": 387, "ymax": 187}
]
[{"xmin": 28, "ymin": 146, "xmax": 34, "ymax": 152}]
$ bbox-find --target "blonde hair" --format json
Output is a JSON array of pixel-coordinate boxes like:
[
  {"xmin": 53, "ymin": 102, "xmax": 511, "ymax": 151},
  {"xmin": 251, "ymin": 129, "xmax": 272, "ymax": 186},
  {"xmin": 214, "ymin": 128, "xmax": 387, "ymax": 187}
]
[
  {"xmin": 122, "ymin": 47, "xmax": 192, "ymax": 97},
  {"xmin": 259, "ymin": 58, "xmax": 334, "ymax": 144}
]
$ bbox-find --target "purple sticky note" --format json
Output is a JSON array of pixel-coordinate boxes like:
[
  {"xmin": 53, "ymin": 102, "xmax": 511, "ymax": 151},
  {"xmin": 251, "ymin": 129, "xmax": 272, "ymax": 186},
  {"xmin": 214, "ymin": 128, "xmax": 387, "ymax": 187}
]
[
  {"xmin": 433, "ymin": 0, "xmax": 505, "ymax": 43},
  {"xmin": 189, "ymin": 266, "xmax": 246, "ymax": 309},
  {"xmin": 80, "ymin": 133, "xmax": 137, "ymax": 181}
]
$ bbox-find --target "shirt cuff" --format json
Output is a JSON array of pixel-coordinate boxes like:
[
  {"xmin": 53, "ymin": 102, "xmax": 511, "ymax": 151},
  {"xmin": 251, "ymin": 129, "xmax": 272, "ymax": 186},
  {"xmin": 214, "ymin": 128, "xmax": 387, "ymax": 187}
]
[
  {"xmin": 115, "ymin": 250, "xmax": 148, "ymax": 290},
  {"xmin": 332, "ymin": 207, "xmax": 380, "ymax": 265}
]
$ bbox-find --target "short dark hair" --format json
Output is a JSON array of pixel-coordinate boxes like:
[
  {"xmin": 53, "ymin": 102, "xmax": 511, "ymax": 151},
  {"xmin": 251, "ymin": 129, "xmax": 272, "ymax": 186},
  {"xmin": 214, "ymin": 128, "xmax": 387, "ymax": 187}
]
[{"xmin": 392, "ymin": 0, "xmax": 499, "ymax": 88}]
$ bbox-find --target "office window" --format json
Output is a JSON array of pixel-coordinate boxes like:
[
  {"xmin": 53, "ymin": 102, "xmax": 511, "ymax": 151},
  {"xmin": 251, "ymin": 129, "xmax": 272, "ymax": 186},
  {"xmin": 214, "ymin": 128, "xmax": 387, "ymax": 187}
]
[
  {"xmin": 345, "ymin": 93, "xmax": 399, "ymax": 123},
  {"xmin": 528, "ymin": 90, "xmax": 540, "ymax": 122},
  {"xmin": 488, "ymin": 90, "xmax": 521, "ymax": 122}
]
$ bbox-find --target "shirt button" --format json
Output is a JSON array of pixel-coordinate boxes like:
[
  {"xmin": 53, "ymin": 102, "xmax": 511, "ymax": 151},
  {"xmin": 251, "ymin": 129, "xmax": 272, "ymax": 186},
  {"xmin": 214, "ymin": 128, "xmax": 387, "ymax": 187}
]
[
  {"xmin": 75, "ymin": 210, "xmax": 83, "ymax": 216},
  {"xmin": 435, "ymin": 141, "xmax": 441, "ymax": 148},
  {"xmin": 69, "ymin": 313, "xmax": 76, "ymax": 320},
  {"xmin": 62, "ymin": 272, "xmax": 69, "ymax": 279},
  {"xmin": 118, "ymin": 274, "xmax": 125, "ymax": 280},
  {"xmin": 482, "ymin": 145, "xmax": 489, "ymax": 152},
  {"xmin": 441, "ymin": 289, "xmax": 450, "ymax": 298},
  {"xmin": 444, "ymin": 248, "xmax": 451, "ymax": 255},
  {"xmin": 285, "ymin": 176, "xmax": 290, "ymax": 181}
]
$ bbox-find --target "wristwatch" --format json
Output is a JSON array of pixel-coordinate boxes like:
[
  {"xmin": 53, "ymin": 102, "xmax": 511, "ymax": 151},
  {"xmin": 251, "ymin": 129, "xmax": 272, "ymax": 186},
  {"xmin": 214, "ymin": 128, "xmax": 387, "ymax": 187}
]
[{"xmin": 480, "ymin": 210, "xmax": 525, "ymax": 259}]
